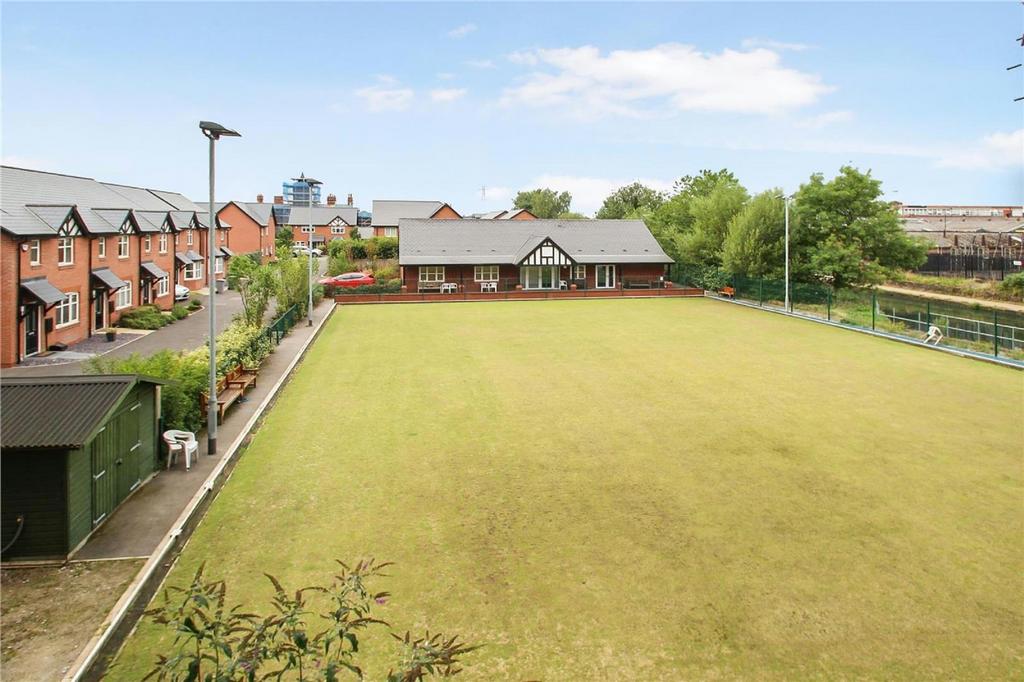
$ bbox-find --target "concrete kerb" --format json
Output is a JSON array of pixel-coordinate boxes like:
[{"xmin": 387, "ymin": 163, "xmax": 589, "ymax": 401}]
[
  {"xmin": 707, "ymin": 293, "xmax": 1024, "ymax": 370},
  {"xmin": 65, "ymin": 302, "xmax": 337, "ymax": 682}
]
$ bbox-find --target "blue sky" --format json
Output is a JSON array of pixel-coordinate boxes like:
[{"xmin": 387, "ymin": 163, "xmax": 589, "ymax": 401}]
[{"xmin": 2, "ymin": 2, "xmax": 1022, "ymax": 215}]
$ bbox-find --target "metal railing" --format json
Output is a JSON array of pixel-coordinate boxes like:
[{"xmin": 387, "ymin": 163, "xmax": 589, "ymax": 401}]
[
  {"xmin": 264, "ymin": 304, "xmax": 299, "ymax": 345},
  {"xmin": 414, "ymin": 277, "xmax": 670, "ymax": 294}
]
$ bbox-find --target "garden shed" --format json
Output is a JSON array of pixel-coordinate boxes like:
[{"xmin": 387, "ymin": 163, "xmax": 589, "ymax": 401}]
[{"xmin": 1, "ymin": 374, "xmax": 163, "ymax": 561}]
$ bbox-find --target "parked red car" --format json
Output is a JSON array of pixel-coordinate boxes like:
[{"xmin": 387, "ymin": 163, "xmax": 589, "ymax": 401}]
[{"xmin": 319, "ymin": 272, "xmax": 376, "ymax": 288}]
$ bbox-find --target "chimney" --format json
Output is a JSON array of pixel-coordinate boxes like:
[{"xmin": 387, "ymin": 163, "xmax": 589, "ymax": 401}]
[
  {"xmin": 347, "ymin": 193, "xmax": 353, "ymax": 206},
  {"xmin": 256, "ymin": 193, "xmax": 264, "ymax": 203},
  {"xmin": 326, "ymin": 193, "xmax": 337, "ymax": 206},
  {"xmin": 274, "ymin": 195, "xmax": 284, "ymax": 205}
]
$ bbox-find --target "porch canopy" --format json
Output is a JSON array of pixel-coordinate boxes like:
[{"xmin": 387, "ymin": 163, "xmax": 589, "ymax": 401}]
[
  {"xmin": 174, "ymin": 252, "xmax": 192, "ymax": 266},
  {"xmin": 139, "ymin": 261, "xmax": 167, "ymax": 280},
  {"xmin": 91, "ymin": 268, "xmax": 127, "ymax": 291},
  {"xmin": 20, "ymin": 277, "xmax": 64, "ymax": 306}
]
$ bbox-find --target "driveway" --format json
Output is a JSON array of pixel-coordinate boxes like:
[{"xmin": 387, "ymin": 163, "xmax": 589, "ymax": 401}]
[{"xmin": 2, "ymin": 290, "xmax": 245, "ymax": 377}]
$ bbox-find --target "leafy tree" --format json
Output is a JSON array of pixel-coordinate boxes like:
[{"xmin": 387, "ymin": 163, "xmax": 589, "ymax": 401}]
[
  {"xmin": 646, "ymin": 169, "xmax": 745, "ymax": 263},
  {"xmin": 557, "ymin": 211, "xmax": 589, "ymax": 220},
  {"xmin": 235, "ymin": 264, "xmax": 278, "ymax": 327},
  {"xmin": 791, "ymin": 166, "xmax": 928, "ymax": 287},
  {"xmin": 513, "ymin": 188, "xmax": 572, "ymax": 219},
  {"xmin": 722, "ymin": 190, "xmax": 786, "ymax": 278},
  {"xmin": 349, "ymin": 225, "xmax": 361, "ymax": 240},
  {"xmin": 275, "ymin": 226, "xmax": 294, "ymax": 256},
  {"xmin": 277, "ymin": 256, "xmax": 311, "ymax": 316},
  {"xmin": 674, "ymin": 178, "xmax": 749, "ymax": 266},
  {"xmin": 673, "ymin": 169, "xmax": 740, "ymax": 197},
  {"xmin": 595, "ymin": 183, "xmax": 665, "ymax": 219}
]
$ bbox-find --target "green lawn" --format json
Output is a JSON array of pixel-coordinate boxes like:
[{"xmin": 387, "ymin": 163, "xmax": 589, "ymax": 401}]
[{"xmin": 111, "ymin": 298, "xmax": 1023, "ymax": 680}]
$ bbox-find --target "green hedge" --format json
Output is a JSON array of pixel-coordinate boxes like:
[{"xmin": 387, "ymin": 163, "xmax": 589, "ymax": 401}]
[{"xmin": 118, "ymin": 305, "xmax": 170, "ymax": 330}]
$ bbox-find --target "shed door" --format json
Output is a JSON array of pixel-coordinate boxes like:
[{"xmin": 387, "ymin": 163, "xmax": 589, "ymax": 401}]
[
  {"xmin": 90, "ymin": 426, "xmax": 118, "ymax": 526},
  {"xmin": 115, "ymin": 402, "xmax": 143, "ymax": 501}
]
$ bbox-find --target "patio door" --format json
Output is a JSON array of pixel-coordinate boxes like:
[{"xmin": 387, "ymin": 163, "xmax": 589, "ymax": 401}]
[
  {"xmin": 24, "ymin": 305, "xmax": 40, "ymax": 356},
  {"xmin": 596, "ymin": 264, "xmax": 616, "ymax": 289},
  {"xmin": 522, "ymin": 266, "xmax": 557, "ymax": 289}
]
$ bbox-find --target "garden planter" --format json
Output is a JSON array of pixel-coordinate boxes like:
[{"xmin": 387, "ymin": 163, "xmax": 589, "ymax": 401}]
[
  {"xmin": 570, "ymin": 284, "xmax": 577, "ymax": 291},
  {"xmin": 515, "ymin": 284, "xmax": 523, "ymax": 290},
  {"xmin": 105, "ymin": 329, "xmax": 117, "ymax": 342}
]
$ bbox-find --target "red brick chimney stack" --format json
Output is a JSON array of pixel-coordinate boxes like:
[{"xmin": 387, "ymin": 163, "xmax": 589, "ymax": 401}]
[
  {"xmin": 347, "ymin": 193, "xmax": 353, "ymax": 206},
  {"xmin": 326, "ymin": 194, "xmax": 337, "ymax": 206},
  {"xmin": 274, "ymin": 195, "xmax": 284, "ymax": 205},
  {"xmin": 256, "ymin": 193, "xmax": 264, "ymax": 203}
]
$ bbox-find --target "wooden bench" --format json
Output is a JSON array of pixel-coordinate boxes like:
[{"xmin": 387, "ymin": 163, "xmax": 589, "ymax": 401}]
[
  {"xmin": 418, "ymin": 282, "xmax": 443, "ymax": 293},
  {"xmin": 624, "ymin": 280, "xmax": 653, "ymax": 289},
  {"xmin": 199, "ymin": 363, "xmax": 259, "ymax": 424},
  {"xmin": 720, "ymin": 286, "xmax": 736, "ymax": 298}
]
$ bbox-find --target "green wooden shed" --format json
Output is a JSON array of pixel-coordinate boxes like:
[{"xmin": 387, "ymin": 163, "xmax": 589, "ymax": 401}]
[{"xmin": 1, "ymin": 374, "xmax": 164, "ymax": 561}]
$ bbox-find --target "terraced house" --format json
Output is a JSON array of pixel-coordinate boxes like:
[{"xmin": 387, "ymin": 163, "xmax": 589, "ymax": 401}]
[
  {"xmin": 371, "ymin": 199, "xmax": 461, "ymax": 238},
  {"xmin": 399, "ymin": 218, "xmax": 674, "ymax": 292},
  {"xmin": 284, "ymin": 204, "xmax": 360, "ymax": 248},
  {"xmin": 198, "ymin": 198, "xmax": 278, "ymax": 262},
  {"xmin": 0, "ymin": 166, "xmax": 234, "ymax": 367}
]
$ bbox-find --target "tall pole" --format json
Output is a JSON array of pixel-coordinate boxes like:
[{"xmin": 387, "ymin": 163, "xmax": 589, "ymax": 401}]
[
  {"xmin": 784, "ymin": 195, "xmax": 791, "ymax": 311},
  {"xmin": 307, "ymin": 181, "xmax": 314, "ymax": 326},
  {"xmin": 206, "ymin": 135, "xmax": 218, "ymax": 455}
]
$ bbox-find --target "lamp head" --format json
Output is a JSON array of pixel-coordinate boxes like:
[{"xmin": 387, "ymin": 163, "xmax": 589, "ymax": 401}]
[{"xmin": 199, "ymin": 121, "xmax": 241, "ymax": 140}]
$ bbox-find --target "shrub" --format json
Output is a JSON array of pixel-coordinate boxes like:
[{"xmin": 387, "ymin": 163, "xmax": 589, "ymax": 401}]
[
  {"xmin": 999, "ymin": 272, "xmax": 1024, "ymax": 299},
  {"xmin": 336, "ymin": 281, "xmax": 402, "ymax": 295},
  {"xmin": 348, "ymin": 240, "xmax": 368, "ymax": 260},
  {"xmin": 170, "ymin": 304, "xmax": 189, "ymax": 320},
  {"xmin": 373, "ymin": 236, "xmax": 399, "ymax": 259},
  {"xmin": 277, "ymin": 257, "xmax": 311, "ymax": 316},
  {"xmin": 212, "ymin": 322, "xmax": 273, "ymax": 372},
  {"xmin": 118, "ymin": 305, "xmax": 170, "ymax": 330},
  {"xmin": 328, "ymin": 253, "xmax": 355, "ymax": 276},
  {"xmin": 373, "ymin": 262, "xmax": 399, "ymax": 281},
  {"xmin": 188, "ymin": 297, "xmax": 203, "ymax": 311}
]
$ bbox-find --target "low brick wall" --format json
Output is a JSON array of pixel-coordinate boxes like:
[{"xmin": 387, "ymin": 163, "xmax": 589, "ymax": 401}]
[{"xmin": 336, "ymin": 287, "xmax": 704, "ymax": 305}]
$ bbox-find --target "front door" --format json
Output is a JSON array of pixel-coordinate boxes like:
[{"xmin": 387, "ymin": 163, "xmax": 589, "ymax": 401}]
[
  {"xmin": 522, "ymin": 266, "xmax": 558, "ymax": 289},
  {"xmin": 93, "ymin": 290, "xmax": 106, "ymax": 332},
  {"xmin": 596, "ymin": 264, "xmax": 616, "ymax": 289},
  {"xmin": 23, "ymin": 305, "xmax": 40, "ymax": 356}
]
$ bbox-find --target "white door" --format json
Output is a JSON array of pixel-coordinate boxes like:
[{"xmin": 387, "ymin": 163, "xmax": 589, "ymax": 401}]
[
  {"xmin": 522, "ymin": 266, "xmax": 557, "ymax": 289},
  {"xmin": 596, "ymin": 264, "xmax": 616, "ymax": 289}
]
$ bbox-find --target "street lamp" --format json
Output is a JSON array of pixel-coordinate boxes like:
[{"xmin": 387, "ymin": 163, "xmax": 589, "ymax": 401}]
[
  {"xmin": 293, "ymin": 174, "xmax": 322, "ymax": 326},
  {"xmin": 199, "ymin": 120, "xmax": 241, "ymax": 456},
  {"xmin": 776, "ymin": 192, "xmax": 792, "ymax": 311}
]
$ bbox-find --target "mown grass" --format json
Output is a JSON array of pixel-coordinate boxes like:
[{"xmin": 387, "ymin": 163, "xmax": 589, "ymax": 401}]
[{"xmin": 110, "ymin": 299, "xmax": 1023, "ymax": 680}]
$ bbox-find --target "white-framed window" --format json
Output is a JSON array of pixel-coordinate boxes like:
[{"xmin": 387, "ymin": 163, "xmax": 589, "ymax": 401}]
[
  {"xmin": 382, "ymin": 227, "xmax": 398, "ymax": 238},
  {"xmin": 184, "ymin": 260, "xmax": 203, "ymax": 281},
  {"xmin": 572, "ymin": 265, "xmax": 586, "ymax": 280},
  {"xmin": 219, "ymin": 230, "xmax": 225, "ymax": 243},
  {"xmin": 300, "ymin": 226, "xmax": 315, "ymax": 234},
  {"xmin": 186, "ymin": 230, "xmax": 193, "ymax": 246},
  {"xmin": 331, "ymin": 225, "xmax": 346, "ymax": 235},
  {"xmin": 215, "ymin": 256, "xmax": 224, "ymax": 274},
  {"xmin": 118, "ymin": 234, "xmax": 130, "ymax": 258},
  {"xmin": 419, "ymin": 266, "xmax": 445, "ymax": 283},
  {"xmin": 58, "ymin": 237, "xmax": 74, "ymax": 265},
  {"xmin": 144, "ymin": 235, "xmax": 152, "ymax": 252},
  {"xmin": 174, "ymin": 233, "xmax": 180, "ymax": 245},
  {"xmin": 29, "ymin": 239, "xmax": 40, "ymax": 265},
  {"xmin": 159, "ymin": 233, "xmax": 168, "ymax": 253},
  {"xmin": 97, "ymin": 237, "xmax": 106, "ymax": 259},
  {"xmin": 56, "ymin": 292, "xmax": 79, "ymax": 327},
  {"xmin": 474, "ymin": 265, "xmax": 499, "ymax": 281},
  {"xmin": 116, "ymin": 281, "xmax": 133, "ymax": 309},
  {"xmin": 157, "ymin": 276, "xmax": 169, "ymax": 297}
]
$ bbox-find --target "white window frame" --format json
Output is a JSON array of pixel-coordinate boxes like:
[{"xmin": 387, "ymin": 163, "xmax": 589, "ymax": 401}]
[
  {"xmin": 56, "ymin": 292, "xmax": 79, "ymax": 328},
  {"xmin": 97, "ymin": 237, "xmax": 106, "ymax": 259},
  {"xmin": 118, "ymin": 234, "xmax": 130, "ymax": 259},
  {"xmin": 474, "ymin": 265, "xmax": 499, "ymax": 282},
  {"xmin": 330, "ymin": 225, "xmax": 346, "ymax": 235},
  {"xmin": 157, "ymin": 276, "xmax": 169, "ymax": 297},
  {"xmin": 595, "ymin": 264, "xmax": 616, "ymax": 289},
  {"xmin": 572, "ymin": 265, "xmax": 586, "ymax": 281},
  {"xmin": 184, "ymin": 260, "xmax": 203, "ymax": 281},
  {"xmin": 58, "ymin": 237, "xmax": 74, "ymax": 265},
  {"xmin": 116, "ymin": 281, "xmax": 133, "ymax": 309},
  {"xmin": 29, "ymin": 239, "xmax": 40, "ymax": 265},
  {"xmin": 144, "ymin": 235, "xmax": 152, "ymax": 252},
  {"xmin": 382, "ymin": 227, "xmax": 398, "ymax": 238},
  {"xmin": 419, "ymin": 266, "xmax": 445, "ymax": 283},
  {"xmin": 186, "ymin": 230, "xmax": 193, "ymax": 246},
  {"xmin": 215, "ymin": 256, "xmax": 224, "ymax": 274},
  {"xmin": 300, "ymin": 226, "xmax": 315, "ymax": 234},
  {"xmin": 159, "ymin": 233, "xmax": 168, "ymax": 253}
]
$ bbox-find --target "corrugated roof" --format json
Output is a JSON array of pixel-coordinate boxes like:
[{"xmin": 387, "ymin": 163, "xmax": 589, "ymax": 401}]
[
  {"xmin": 398, "ymin": 219, "xmax": 673, "ymax": 265},
  {"xmin": 371, "ymin": 200, "xmax": 444, "ymax": 227},
  {"xmin": 285, "ymin": 205, "xmax": 358, "ymax": 226},
  {"xmin": 0, "ymin": 375, "xmax": 162, "ymax": 450}
]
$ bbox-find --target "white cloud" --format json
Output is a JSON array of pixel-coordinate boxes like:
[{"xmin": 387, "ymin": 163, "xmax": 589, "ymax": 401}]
[
  {"xmin": 527, "ymin": 174, "xmax": 675, "ymax": 215},
  {"xmin": 741, "ymin": 38, "xmax": 813, "ymax": 52},
  {"xmin": 436, "ymin": 72, "xmax": 456, "ymax": 80},
  {"xmin": 466, "ymin": 59, "xmax": 496, "ymax": 69},
  {"xmin": 430, "ymin": 88, "xmax": 467, "ymax": 103},
  {"xmin": 354, "ymin": 76, "xmax": 414, "ymax": 112},
  {"xmin": 796, "ymin": 110, "xmax": 854, "ymax": 129},
  {"xmin": 502, "ymin": 43, "xmax": 832, "ymax": 118},
  {"xmin": 447, "ymin": 23, "xmax": 477, "ymax": 39},
  {"xmin": 937, "ymin": 129, "xmax": 1024, "ymax": 170}
]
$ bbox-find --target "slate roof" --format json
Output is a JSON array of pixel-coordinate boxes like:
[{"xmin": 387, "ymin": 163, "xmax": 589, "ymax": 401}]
[
  {"xmin": 901, "ymin": 217, "xmax": 1024, "ymax": 234},
  {"xmin": 0, "ymin": 375, "xmax": 163, "ymax": 450},
  {"xmin": 371, "ymin": 200, "xmax": 445, "ymax": 227},
  {"xmin": 399, "ymin": 219, "xmax": 673, "ymax": 266},
  {"xmin": 285, "ymin": 205, "xmax": 358, "ymax": 226}
]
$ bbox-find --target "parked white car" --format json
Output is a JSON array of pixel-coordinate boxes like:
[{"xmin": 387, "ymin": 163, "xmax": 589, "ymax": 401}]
[
  {"xmin": 174, "ymin": 284, "xmax": 191, "ymax": 302},
  {"xmin": 292, "ymin": 245, "xmax": 323, "ymax": 257}
]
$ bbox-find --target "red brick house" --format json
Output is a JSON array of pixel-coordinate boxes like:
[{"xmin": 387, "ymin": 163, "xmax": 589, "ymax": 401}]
[
  {"xmin": 0, "ymin": 166, "xmax": 201, "ymax": 367},
  {"xmin": 284, "ymin": 205, "xmax": 360, "ymax": 248},
  {"xmin": 398, "ymin": 218, "xmax": 672, "ymax": 292},
  {"xmin": 473, "ymin": 208, "xmax": 538, "ymax": 221},
  {"xmin": 371, "ymin": 200, "xmax": 461, "ymax": 238},
  {"xmin": 202, "ymin": 200, "xmax": 277, "ymax": 262}
]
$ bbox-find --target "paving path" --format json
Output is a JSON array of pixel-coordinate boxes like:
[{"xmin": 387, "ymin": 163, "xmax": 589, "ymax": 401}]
[
  {"xmin": 74, "ymin": 300, "xmax": 334, "ymax": 560},
  {"xmin": 878, "ymin": 284, "xmax": 1024, "ymax": 314}
]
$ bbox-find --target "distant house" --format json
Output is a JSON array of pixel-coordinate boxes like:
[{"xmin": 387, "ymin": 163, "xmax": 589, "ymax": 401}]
[
  {"xmin": 471, "ymin": 208, "xmax": 538, "ymax": 221},
  {"xmin": 371, "ymin": 200, "xmax": 461, "ymax": 238},
  {"xmin": 197, "ymin": 199, "xmax": 278, "ymax": 263},
  {"xmin": 285, "ymin": 205, "xmax": 360, "ymax": 248},
  {"xmin": 398, "ymin": 218, "xmax": 672, "ymax": 292},
  {"xmin": 0, "ymin": 374, "xmax": 163, "ymax": 561}
]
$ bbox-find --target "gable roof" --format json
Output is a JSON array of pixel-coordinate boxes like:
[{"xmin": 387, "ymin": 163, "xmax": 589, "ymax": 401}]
[
  {"xmin": 371, "ymin": 200, "xmax": 447, "ymax": 227},
  {"xmin": 399, "ymin": 219, "xmax": 673, "ymax": 266},
  {"xmin": 0, "ymin": 375, "xmax": 163, "ymax": 450},
  {"xmin": 203, "ymin": 200, "xmax": 276, "ymax": 226},
  {"xmin": 285, "ymin": 205, "xmax": 358, "ymax": 226}
]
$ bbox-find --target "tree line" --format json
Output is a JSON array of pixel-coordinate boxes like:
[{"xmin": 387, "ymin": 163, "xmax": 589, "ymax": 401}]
[{"xmin": 512, "ymin": 167, "xmax": 929, "ymax": 289}]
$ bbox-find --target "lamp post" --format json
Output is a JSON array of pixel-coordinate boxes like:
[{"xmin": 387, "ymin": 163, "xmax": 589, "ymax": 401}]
[
  {"xmin": 199, "ymin": 120, "xmax": 241, "ymax": 456},
  {"xmin": 775, "ymin": 192, "xmax": 792, "ymax": 311},
  {"xmin": 293, "ymin": 174, "xmax": 322, "ymax": 326}
]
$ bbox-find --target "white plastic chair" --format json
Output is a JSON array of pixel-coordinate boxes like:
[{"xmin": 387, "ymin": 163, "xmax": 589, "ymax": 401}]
[
  {"xmin": 163, "ymin": 430, "xmax": 198, "ymax": 471},
  {"xmin": 924, "ymin": 324, "xmax": 943, "ymax": 345}
]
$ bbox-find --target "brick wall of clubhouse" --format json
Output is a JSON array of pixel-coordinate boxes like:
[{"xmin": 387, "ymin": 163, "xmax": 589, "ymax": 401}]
[{"xmin": 401, "ymin": 263, "xmax": 668, "ymax": 292}]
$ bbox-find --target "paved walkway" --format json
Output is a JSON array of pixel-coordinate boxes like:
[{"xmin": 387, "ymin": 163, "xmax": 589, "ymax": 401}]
[
  {"xmin": 878, "ymin": 284, "xmax": 1024, "ymax": 313},
  {"xmin": 3, "ymin": 290, "xmax": 245, "ymax": 377},
  {"xmin": 74, "ymin": 300, "xmax": 334, "ymax": 560}
]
